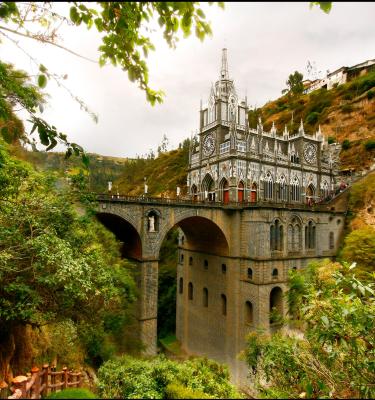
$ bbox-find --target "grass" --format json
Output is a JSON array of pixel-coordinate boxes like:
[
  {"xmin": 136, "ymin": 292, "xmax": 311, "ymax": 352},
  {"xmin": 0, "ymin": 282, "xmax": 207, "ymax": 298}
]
[
  {"xmin": 45, "ymin": 388, "xmax": 96, "ymax": 399},
  {"xmin": 159, "ymin": 334, "xmax": 184, "ymax": 357}
]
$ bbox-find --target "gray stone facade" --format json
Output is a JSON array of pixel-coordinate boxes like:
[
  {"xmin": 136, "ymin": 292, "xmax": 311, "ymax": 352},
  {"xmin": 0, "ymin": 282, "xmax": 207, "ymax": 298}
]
[
  {"xmin": 188, "ymin": 49, "xmax": 341, "ymax": 205},
  {"xmin": 97, "ymin": 198, "xmax": 345, "ymax": 385}
]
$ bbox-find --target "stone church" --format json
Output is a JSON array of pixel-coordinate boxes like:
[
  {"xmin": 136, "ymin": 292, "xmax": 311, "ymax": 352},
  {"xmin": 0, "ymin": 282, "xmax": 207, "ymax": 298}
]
[
  {"xmin": 187, "ymin": 48, "xmax": 339, "ymax": 205},
  {"xmin": 176, "ymin": 49, "xmax": 344, "ymax": 385}
]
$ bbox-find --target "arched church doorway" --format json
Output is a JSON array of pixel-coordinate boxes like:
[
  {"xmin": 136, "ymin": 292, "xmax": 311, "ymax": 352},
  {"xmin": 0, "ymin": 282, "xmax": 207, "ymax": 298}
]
[
  {"xmin": 221, "ymin": 178, "xmax": 229, "ymax": 204},
  {"xmin": 202, "ymin": 174, "xmax": 215, "ymax": 202},
  {"xmin": 250, "ymin": 183, "xmax": 257, "ymax": 203},
  {"xmin": 238, "ymin": 181, "xmax": 244, "ymax": 202},
  {"xmin": 191, "ymin": 184, "xmax": 198, "ymax": 202},
  {"xmin": 306, "ymin": 183, "xmax": 315, "ymax": 205}
]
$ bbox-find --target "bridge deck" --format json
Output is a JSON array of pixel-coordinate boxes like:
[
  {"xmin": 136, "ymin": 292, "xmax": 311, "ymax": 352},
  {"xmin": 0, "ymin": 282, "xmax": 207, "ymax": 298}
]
[{"xmin": 97, "ymin": 194, "xmax": 346, "ymax": 213}]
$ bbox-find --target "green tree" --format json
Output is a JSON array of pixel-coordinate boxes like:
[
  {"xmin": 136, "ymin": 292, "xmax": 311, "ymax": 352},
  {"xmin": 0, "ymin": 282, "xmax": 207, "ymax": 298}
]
[
  {"xmin": 244, "ymin": 260, "xmax": 375, "ymax": 399},
  {"xmin": 0, "ymin": 141, "xmax": 136, "ymax": 379},
  {"xmin": 282, "ymin": 71, "xmax": 304, "ymax": 96}
]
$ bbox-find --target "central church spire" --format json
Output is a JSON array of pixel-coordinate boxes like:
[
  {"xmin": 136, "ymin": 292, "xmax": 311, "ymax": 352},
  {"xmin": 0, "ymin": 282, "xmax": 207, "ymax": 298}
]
[{"xmin": 220, "ymin": 48, "xmax": 229, "ymax": 79}]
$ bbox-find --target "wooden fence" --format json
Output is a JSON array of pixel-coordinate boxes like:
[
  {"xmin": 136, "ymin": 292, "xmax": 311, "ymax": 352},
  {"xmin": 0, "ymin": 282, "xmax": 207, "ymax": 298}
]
[{"xmin": 0, "ymin": 364, "xmax": 82, "ymax": 399}]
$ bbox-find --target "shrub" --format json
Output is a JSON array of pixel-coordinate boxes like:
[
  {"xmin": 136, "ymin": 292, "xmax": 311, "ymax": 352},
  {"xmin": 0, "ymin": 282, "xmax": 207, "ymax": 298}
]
[
  {"xmin": 306, "ymin": 111, "xmax": 319, "ymax": 125},
  {"xmin": 341, "ymin": 139, "xmax": 351, "ymax": 150},
  {"xmin": 364, "ymin": 139, "xmax": 375, "ymax": 151},
  {"xmin": 367, "ymin": 89, "xmax": 374, "ymax": 100},
  {"xmin": 342, "ymin": 92, "xmax": 354, "ymax": 100},
  {"xmin": 97, "ymin": 355, "xmax": 241, "ymax": 399},
  {"xmin": 46, "ymin": 388, "xmax": 96, "ymax": 399},
  {"xmin": 341, "ymin": 103, "xmax": 353, "ymax": 113},
  {"xmin": 328, "ymin": 136, "xmax": 335, "ymax": 144},
  {"xmin": 341, "ymin": 227, "xmax": 375, "ymax": 273},
  {"xmin": 165, "ymin": 383, "xmax": 211, "ymax": 399}
]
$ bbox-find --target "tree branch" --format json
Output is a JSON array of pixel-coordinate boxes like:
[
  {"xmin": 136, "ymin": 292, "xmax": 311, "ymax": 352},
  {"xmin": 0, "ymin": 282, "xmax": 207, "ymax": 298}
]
[{"xmin": 0, "ymin": 24, "xmax": 98, "ymax": 64}]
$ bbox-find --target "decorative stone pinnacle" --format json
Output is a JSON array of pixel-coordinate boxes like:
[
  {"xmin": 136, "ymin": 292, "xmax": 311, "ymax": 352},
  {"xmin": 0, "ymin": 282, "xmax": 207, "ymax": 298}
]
[{"xmin": 220, "ymin": 48, "xmax": 229, "ymax": 80}]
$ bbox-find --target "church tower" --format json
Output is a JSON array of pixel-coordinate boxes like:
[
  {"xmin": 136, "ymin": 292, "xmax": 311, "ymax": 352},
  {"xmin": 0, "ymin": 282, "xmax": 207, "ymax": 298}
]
[{"xmin": 188, "ymin": 48, "xmax": 249, "ymax": 203}]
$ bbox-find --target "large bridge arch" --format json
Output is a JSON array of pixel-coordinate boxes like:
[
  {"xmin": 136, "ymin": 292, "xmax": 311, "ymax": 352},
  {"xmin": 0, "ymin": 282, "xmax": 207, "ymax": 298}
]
[
  {"xmin": 96, "ymin": 212, "xmax": 142, "ymax": 260},
  {"xmin": 157, "ymin": 215, "xmax": 229, "ymax": 259}
]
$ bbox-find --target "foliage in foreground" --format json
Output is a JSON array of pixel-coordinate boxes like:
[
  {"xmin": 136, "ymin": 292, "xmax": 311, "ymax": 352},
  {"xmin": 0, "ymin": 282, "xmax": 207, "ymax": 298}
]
[
  {"xmin": 46, "ymin": 388, "xmax": 96, "ymax": 399},
  {"xmin": 0, "ymin": 142, "xmax": 136, "ymax": 377},
  {"xmin": 97, "ymin": 355, "xmax": 241, "ymax": 399},
  {"xmin": 245, "ymin": 260, "xmax": 375, "ymax": 399}
]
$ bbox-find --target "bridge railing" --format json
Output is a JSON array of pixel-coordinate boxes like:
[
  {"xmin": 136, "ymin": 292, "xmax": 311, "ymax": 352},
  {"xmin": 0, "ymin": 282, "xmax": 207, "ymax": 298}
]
[{"xmin": 96, "ymin": 193, "xmax": 336, "ymax": 211}]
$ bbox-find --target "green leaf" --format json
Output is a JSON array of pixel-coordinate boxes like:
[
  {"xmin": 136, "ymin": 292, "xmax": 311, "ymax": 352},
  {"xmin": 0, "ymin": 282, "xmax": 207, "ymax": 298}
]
[
  {"xmin": 39, "ymin": 64, "xmax": 47, "ymax": 73},
  {"xmin": 37, "ymin": 74, "xmax": 47, "ymax": 89},
  {"xmin": 69, "ymin": 6, "xmax": 80, "ymax": 24},
  {"xmin": 321, "ymin": 315, "xmax": 329, "ymax": 327}
]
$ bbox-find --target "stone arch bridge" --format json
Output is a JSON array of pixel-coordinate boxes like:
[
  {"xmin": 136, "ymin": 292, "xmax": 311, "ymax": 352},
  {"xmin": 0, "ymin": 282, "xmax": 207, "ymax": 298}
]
[{"xmin": 96, "ymin": 194, "xmax": 346, "ymax": 384}]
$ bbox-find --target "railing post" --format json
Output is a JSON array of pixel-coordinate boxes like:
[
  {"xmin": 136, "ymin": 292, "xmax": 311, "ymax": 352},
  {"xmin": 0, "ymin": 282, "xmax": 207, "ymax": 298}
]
[
  {"xmin": 11, "ymin": 376, "xmax": 28, "ymax": 399},
  {"xmin": 62, "ymin": 367, "xmax": 68, "ymax": 390},
  {"xmin": 51, "ymin": 365, "xmax": 56, "ymax": 393},
  {"xmin": 77, "ymin": 372, "xmax": 82, "ymax": 388},
  {"xmin": 41, "ymin": 364, "xmax": 49, "ymax": 398},
  {"xmin": 0, "ymin": 381, "xmax": 8, "ymax": 399},
  {"xmin": 30, "ymin": 367, "xmax": 40, "ymax": 399}
]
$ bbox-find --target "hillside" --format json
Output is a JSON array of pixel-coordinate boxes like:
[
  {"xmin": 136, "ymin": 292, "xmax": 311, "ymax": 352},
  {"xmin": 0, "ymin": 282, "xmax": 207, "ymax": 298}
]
[
  {"xmin": 115, "ymin": 143, "xmax": 189, "ymax": 197},
  {"xmin": 9, "ymin": 144, "xmax": 131, "ymax": 193},
  {"xmin": 251, "ymin": 70, "xmax": 375, "ymax": 171}
]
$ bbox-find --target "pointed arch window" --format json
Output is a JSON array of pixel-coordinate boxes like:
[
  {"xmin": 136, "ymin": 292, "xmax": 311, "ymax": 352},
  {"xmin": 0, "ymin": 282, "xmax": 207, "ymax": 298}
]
[
  {"xmin": 291, "ymin": 176, "xmax": 301, "ymax": 202},
  {"xmin": 288, "ymin": 218, "xmax": 302, "ymax": 251},
  {"xmin": 321, "ymin": 180, "xmax": 329, "ymax": 200},
  {"xmin": 247, "ymin": 268, "xmax": 253, "ymax": 280},
  {"xmin": 305, "ymin": 221, "xmax": 316, "ymax": 249},
  {"xmin": 277, "ymin": 175, "xmax": 288, "ymax": 202},
  {"xmin": 264, "ymin": 172, "xmax": 273, "ymax": 200},
  {"xmin": 270, "ymin": 219, "xmax": 283, "ymax": 251}
]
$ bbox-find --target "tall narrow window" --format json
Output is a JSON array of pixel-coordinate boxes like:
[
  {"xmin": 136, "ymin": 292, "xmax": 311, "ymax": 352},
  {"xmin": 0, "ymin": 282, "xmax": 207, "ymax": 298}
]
[
  {"xmin": 271, "ymin": 219, "xmax": 283, "ymax": 251},
  {"xmin": 203, "ymin": 288, "xmax": 208, "ymax": 307},
  {"xmin": 204, "ymin": 259, "xmax": 208, "ymax": 269},
  {"xmin": 329, "ymin": 232, "xmax": 334, "ymax": 249},
  {"xmin": 180, "ymin": 253, "xmax": 184, "ymax": 264},
  {"xmin": 247, "ymin": 268, "xmax": 253, "ymax": 280},
  {"xmin": 222, "ymin": 264, "xmax": 227, "ymax": 274},
  {"xmin": 306, "ymin": 221, "xmax": 316, "ymax": 249},
  {"xmin": 189, "ymin": 256, "xmax": 193, "ymax": 266},
  {"xmin": 272, "ymin": 268, "xmax": 278, "ymax": 278},
  {"xmin": 245, "ymin": 301, "xmax": 253, "ymax": 325},
  {"xmin": 221, "ymin": 294, "xmax": 227, "ymax": 316},
  {"xmin": 188, "ymin": 282, "xmax": 193, "ymax": 300},
  {"xmin": 179, "ymin": 278, "xmax": 183, "ymax": 294}
]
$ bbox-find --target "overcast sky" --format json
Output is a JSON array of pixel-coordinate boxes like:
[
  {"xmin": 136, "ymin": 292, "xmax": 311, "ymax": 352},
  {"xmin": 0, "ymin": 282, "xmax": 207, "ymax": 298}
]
[{"xmin": 2, "ymin": 2, "xmax": 375, "ymax": 158}]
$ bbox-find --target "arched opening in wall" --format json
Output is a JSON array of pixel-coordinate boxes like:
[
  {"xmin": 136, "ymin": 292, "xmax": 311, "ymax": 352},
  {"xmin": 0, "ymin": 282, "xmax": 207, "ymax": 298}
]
[
  {"xmin": 157, "ymin": 216, "xmax": 229, "ymax": 346},
  {"xmin": 238, "ymin": 181, "xmax": 244, "ymax": 202},
  {"xmin": 147, "ymin": 210, "xmax": 159, "ymax": 232},
  {"xmin": 96, "ymin": 212, "xmax": 142, "ymax": 260},
  {"xmin": 202, "ymin": 174, "xmax": 215, "ymax": 202},
  {"xmin": 270, "ymin": 287, "xmax": 283, "ymax": 325},
  {"xmin": 191, "ymin": 184, "xmax": 198, "ymax": 202},
  {"xmin": 306, "ymin": 183, "xmax": 315, "ymax": 205},
  {"xmin": 220, "ymin": 178, "xmax": 229, "ymax": 204},
  {"xmin": 203, "ymin": 287, "xmax": 208, "ymax": 307},
  {"xmin": 221, "ymin": 294, "xmax": 227, "ymax": 316},
  {"xmin": 250, "ymin": 182, "xmax": 257, "ymax": 203},
  {"xmin": 245, "ymin": 301, "xmax": 253, "ymax": 325},
  {"xmin": 188, "ymin": 282, "xmax": 194, "ymax": 300},
  {"xmin": 179, "ymin": 278, "xmax": 183, "ymax": 294}
]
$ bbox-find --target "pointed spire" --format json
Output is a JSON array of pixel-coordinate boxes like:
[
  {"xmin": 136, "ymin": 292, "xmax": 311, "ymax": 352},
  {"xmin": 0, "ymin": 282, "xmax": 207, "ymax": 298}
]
[
  {"xmin": 220, "ymin": 48, "xmax": 229, "ymax": 80},
  {"xmin": 298, "ymin": 119, "xmax": 305, "ymax": 136},
  {"xmin": 271, "ymin": 121, "xmax": 277, "ymax": 136},
  {"xmin": 283, "ymin": 125, "xmax": 289, "ymax": 139}
]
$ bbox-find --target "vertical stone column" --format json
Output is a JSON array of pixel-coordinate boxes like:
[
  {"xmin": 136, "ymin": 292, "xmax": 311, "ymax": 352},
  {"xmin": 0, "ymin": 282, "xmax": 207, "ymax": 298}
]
[{"xmin": 137, "ymin": 259, "xmax": 159, "ymax": 355}]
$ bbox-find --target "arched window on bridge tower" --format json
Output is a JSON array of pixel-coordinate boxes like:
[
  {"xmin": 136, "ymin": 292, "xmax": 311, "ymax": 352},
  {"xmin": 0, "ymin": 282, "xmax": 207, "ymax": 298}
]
[
  {"xmin": 270, "ymin": 219, "xmax": 283, "ymax": 251},
  {"xmin": 270, "ymin": 287, "xmax": 283, "ymax": 325},
  {"xmin": 179, "ymin": 278, "xmax": 183, "ymax": 294},
  {"xmin": 221, "ymin": 294, "xmax": 227, "ymax": 316},
  {"xmin": 188, "ymin": 282, "xmax": 194, "ymax": 300},
  {"xmin": 305, "ymin": 220, "xmax": 316, "ymax": 249},
  {"xmin": 147, "ymin": 210, "xmax": 160, "ymax": 232},
  {"xmin": 245, "ymin": 301, "xmax": 253, "ymax": 325},
  {"xmin": 203, "ymin": 287, "xmax": 208, "ymax": 307}
]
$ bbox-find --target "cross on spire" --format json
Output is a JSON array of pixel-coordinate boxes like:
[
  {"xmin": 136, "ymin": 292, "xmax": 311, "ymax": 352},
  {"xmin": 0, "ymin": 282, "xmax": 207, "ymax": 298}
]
[{"xmin": 220, "ymin": 48, "xmax": 229, "ymax": 80}]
